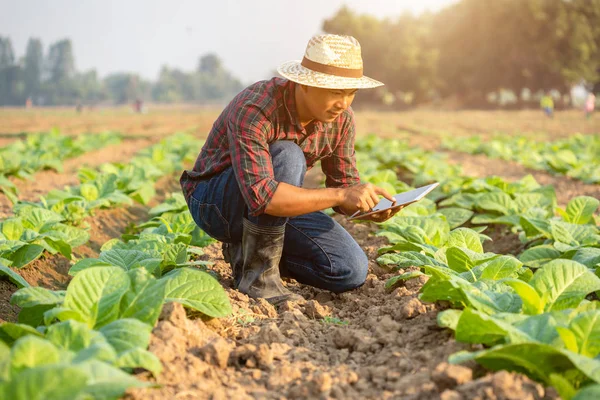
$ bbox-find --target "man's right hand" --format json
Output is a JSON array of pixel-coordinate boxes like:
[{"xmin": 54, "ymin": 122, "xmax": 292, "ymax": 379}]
[{"xmin": 338, "ymin": 183, "xmax": 395, "ymax": 215}]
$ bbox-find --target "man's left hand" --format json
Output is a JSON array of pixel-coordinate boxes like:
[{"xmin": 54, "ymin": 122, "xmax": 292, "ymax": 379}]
[{"xmin": 357, "ymin": 205, "xmax": 404, "ymax": 223}]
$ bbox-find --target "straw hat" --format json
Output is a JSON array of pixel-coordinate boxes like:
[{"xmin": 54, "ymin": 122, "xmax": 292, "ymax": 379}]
[{"xmin": 277, "ymin": 34, "xmax": 384, "ymax": 90}]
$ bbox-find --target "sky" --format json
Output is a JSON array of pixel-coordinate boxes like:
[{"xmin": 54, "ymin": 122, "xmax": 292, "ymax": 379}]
[{"xmin": 1, "ymin": 0, "xmax": 458, "ymax": 84}]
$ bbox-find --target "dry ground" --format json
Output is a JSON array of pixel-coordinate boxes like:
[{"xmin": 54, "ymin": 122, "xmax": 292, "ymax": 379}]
[{"xmin": 1, "ymin": 106, "xmax": 596, "ymax": 399}]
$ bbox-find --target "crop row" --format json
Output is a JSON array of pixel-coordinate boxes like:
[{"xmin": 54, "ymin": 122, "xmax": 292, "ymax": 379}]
[
  {"xmin": 0, "ymin": 132, "xmax": 201, "ymax": 269},
  {"xmin": 0, "ymin": 129, "xmax": 123, "ymax": 203},
  {"xmin": 441, "ymin": 133, "xmax": 600, "ymax": 184},
  {"xmin": 0, "ymin": 191, "xmax": 231, "ymax": 399},
  {"xmin": 355, "ymin": 135, "xmax": 600, "ymax": 398}
]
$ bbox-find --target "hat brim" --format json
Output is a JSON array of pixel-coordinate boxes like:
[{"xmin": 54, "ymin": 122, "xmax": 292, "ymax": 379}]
[{"xmin": 277, "ymin": 60, "xmax": 384, "ymax": 90}]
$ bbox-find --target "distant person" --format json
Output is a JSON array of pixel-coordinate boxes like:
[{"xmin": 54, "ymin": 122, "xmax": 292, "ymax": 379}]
[
  {"xmin": 180, "ymin": 34, "xmax": 401, "ymax": 304},
  {"xmin": 585, "ymin": 92, "xmax": 596, "ymax": 119},
  {"xmin": 25, "ymin": 97, "xmax": 32, "ymax": 109},
  {"xmin": 76, "ymin": 101, "xmax": 83, "ymax": 113},
  {"xmin": 133, "ymin": 98, "xmax": 144, "ymax": 113},
  {"xmin": 540, "ymin": 93, "xmax": 554, "ymax": 118}
]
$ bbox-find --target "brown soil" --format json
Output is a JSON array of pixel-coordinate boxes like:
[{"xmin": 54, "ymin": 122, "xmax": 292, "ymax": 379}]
[
  {"xmin": 125, "ymin": 212, "xmax": 555, "ymax": 400},
  {"xmin": 0, "ymin": 137, "xmax": 154, "ymax": 218}
]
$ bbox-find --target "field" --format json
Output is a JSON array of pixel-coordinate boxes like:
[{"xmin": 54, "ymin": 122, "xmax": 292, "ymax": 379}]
[{"xmin": 0, "ymin": 106, "xmax": 599, "ymax": 399}]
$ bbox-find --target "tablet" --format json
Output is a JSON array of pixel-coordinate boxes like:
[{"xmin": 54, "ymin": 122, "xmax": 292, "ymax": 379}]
[{"xmin": 347, "ymin": 182, "xmax": 439, "ymax": 220}]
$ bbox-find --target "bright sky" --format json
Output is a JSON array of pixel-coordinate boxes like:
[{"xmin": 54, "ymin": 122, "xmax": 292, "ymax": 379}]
[{"xmin": 1, "ymin": 0, "xmax": 458, "ymax": 84}]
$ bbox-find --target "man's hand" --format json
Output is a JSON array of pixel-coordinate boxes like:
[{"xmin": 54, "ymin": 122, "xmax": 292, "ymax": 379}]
[
  {"xmin": 358, "ymin": 205, "xmax": 404, "ymax": 223},
  {"xmin": 338, "ymin": 183, "xmax": 396, "ymax": 217}
]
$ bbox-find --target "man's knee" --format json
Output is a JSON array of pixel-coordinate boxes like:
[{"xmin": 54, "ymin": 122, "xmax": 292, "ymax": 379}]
[
  {"xmin": 270, "ymin": 141, "xmax": 306, "ymax": 186},
  {"xmin": 328, "ymin": 245, "xmax": 368, "ymax": 293}
]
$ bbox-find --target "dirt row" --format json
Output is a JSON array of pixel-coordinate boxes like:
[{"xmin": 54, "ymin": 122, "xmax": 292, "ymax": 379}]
[
  {"xmin": 0, "ymin": 173, "xmax": 180, "ymax": 324},
  {"xmin": 0, "ymin": 137, "xmax": 156, "ymax": 218}
]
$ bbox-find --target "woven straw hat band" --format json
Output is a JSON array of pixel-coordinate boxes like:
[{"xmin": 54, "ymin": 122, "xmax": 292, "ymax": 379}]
[{"xmin": 301, "ymin": 57, "xmax": 363, "ymax": 78}]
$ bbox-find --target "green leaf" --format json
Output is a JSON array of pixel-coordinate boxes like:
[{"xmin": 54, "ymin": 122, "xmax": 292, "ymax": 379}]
[
  {"xmin": 478, "ymin": 256, "xmax": 523, "ymax": 281},
  {"xmin": 77, "ymin": 360, "xmax": 152, "ymax": 399},
  {"xmin": 0, "ymin": 264, "xmax": 29, "ymax": 288},
  {"xmin": 447, "ymin": 228, "xmax": 483, "ymax": 253},
  {"xmin": 476, "ymin": 192, "xmax": 516, "ymax": 215},
  {"xmin": 446, "ymin": 247, "xmax": 475, "ymax": 273},
  {"xmin": 437, "ymin": 309, "xmax": 462, "ymax": 331},
  {"xmin": 5, "ymin": 244, "xmax": 45, "ymax": 268},
  {"xmin": 519, "ymin": 245, "xmax": 562, "ymax": 268},
  {"xmin": 99, "ymin": 318, "xmax": 152, "ymax": 354},
  {"xmin": 62, "ymin": 267, "xmax": 131, "ymax": 328},
  {"xmin": 436, "ymin": 208, "xmax": 474, "ymax": 229},
  {"xmin": 385, "ymin": 270, "xmax": 425, "ymax": 290},
  {"xmin": 120, "ymin": 269, "xmax": 167, "ymax": 326},
  {"xmin": 68, "ymin": 259, "xmax": 114, "ymax": 276},
  {"xmin": 162, "ymin": 268, "xmax": 232, "ymax": 318},
  {"xmin": 377, "ymin": 251, "xmax": 444, "ymax": 270},
  {"xmin": 529, "ymin": 260, "xmax": 600, "ymax": 312},
  {"xmin": 562, "ymin": 310, "xmax": 600, "ymax": 357},
  {"xmin": 44, "ymin": 320, "xmax": 97, "ymax": 352},
  {"xmin": 99, "ymin": 249, "xmax": 162, "ymax": 272},
  {"xmin": 564, "ymin": 196, "xmax": 599, "ymax": 224},
  {"xmin": 79, "ymin": 183, "xmax": 99, "ymax": 201},
  {"xmin": 10, "ymin": 336, "xmax": 60, "ymax": 374},
  {"xmin": 3, "ymin": 364, "xmax": 89, "ymax": 400},
  {"xmin": 501, "ymin": 279, "xmax": 543, "ymax": 315},
  {"xmin": 1, "ymin": 219, "xmax": 24, "ymax": 241},
  {"xmin": 574, "ymin": 384, "xmax": 600, "ymax": 400},
  {"xmin": 116, "ymin": 348, "xmax": 163, "ymax": 376},
  {"xmin": 0, "ymin": 323, "xmax": 43, "ymax": 345},
  {"xmin": 11, "ymin": 287, "xmax": 65, "ymax": 308}
]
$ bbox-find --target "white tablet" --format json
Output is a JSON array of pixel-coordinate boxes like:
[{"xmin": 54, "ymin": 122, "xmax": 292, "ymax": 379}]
[{"xmin": 347, "ymin": 182, "xmax": 439, "ymax": 220}]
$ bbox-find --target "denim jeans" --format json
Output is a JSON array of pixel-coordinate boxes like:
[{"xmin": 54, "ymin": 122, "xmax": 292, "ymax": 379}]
[{"xmin": 187, "ymin": 141, "xmax": 368, "ymax": 293}]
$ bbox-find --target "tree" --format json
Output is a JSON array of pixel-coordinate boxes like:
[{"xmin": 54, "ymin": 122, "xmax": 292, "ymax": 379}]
[{"xmin": 23, "ymin": 38, "xmax": 43, "ymax": 100}]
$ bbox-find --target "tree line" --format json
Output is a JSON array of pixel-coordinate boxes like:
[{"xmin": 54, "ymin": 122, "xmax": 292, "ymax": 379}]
[
  {"xmin": 0, "ymin": 38, "xmax": 243, "ymax": 107},
  {"xmin": 323, "ymin": 0, "xmax": 600, "ymax": 107}
]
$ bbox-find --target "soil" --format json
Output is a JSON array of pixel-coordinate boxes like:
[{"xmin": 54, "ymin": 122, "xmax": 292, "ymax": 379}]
[
  {"xmin": 0, "ymin": 108, "xmax": 590, "ymax": 398},
  {"xmin": 124, "ymin": 211, "xmax": 555, "ymax": 400}
]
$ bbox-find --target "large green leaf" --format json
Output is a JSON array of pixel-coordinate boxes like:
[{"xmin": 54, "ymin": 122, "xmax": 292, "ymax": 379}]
[
  {"xmin": 436, "ymin": 208, "xmax": 474, "ymax": 229},
  {"xmin": 10, "ymin": 336, "xmax": 61, "ymax": 375},
  {"xmin": 3, "ymin": 364, "xmax": 89, "ymax": 400},
  {"xmin": 99, "ymin": 249, "xmax": 162, "ymax": 272},
  {"xmin": 0, "ymin": 264, "xmax": 29, "ymax": 288},
  {"xmin": 5, "ymin": 244, "xmax": 45, "ymax": 268},
  {"xmin": 45, "ymin": 320, "xmax": 98, "ymax": 353},
  {"xmin": 559, "ymin": 310, "xmax": 600, "ymax": 358},
  {"xmin": 120, "ymin": 269, "xmax": 167, "ymax": 326},
  {"xmin": 529, "ymin": 260, "xmax": 600, "ymax": 312},
  {"xmin": 446, "ymin": 228, "xmax": 483, "ymax": 253},
  {"xmin": 11, "ymin": 287, "xmax": 65, "ymax": 308},
  {"xmin": 62, "ymin": 267, "xmax": 131, "ymax": 328},
  {"xmin": 0, "ymin": 323, "xmax": 43, "ymax": 346},
  {"xmin": 162, "ymin": 268, "xmax": 232, "ymax": 317},
  {"xmin": 99, "ymin": 319, "xmax": 152, "ymax": 354},
  {"xmin": 519, "ymin": 245, "xmax": 562, "ymax": 268},
  {"xmin": 116, "ymin": 348, "xmax": 163, "ymax": 376},
  {"xmin": 478, "ymin": 256, "xmax": 523, "ymax": 281},
  {"xmin": 562, "ymin": 196, "xmax": 600, "ymax": 225},
  {"xmin": 77, "ymin": 359, "xmax": 152, "ymax": 399}
]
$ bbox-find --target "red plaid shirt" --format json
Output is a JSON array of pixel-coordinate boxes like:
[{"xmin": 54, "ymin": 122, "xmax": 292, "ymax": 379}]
[{"xmin": 180, "ymin": 77, "xmax": 360, "ymax": 216}]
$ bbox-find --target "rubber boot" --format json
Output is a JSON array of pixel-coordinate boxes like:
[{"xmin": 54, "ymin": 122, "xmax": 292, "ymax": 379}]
[
  {"xmin": 222, "ymin": 242, "xmax": 243, "ymax": 288},
  {"xmin": 237, "ymin": 218, "xmax": 303, "ymax": 304}
]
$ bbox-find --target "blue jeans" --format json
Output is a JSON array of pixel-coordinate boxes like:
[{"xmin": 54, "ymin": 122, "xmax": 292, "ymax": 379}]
[{"xmin": 187, "ymin": 141, "xmax": 368, "ymax": 293}]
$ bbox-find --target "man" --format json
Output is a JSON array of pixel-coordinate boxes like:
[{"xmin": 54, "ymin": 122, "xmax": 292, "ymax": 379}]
[{"xmin": 180, "ymin": 34, "xmax": 401, "ymax": 304}]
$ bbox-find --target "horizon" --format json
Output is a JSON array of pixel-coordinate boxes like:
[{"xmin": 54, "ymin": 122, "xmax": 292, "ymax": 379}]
[{"xmin": 1, "ymin": 0, "xmax": 458, "ymax": 84}]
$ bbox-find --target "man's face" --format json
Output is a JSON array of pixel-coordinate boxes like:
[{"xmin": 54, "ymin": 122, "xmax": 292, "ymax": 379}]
[{"xmin": 303, "ymin": 86, "xmax": 358, "ymax": 122}]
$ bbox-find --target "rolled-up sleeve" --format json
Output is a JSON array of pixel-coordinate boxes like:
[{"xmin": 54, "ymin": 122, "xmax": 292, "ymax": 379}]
[{"xmin": 227, "ymin": 104, "xmax": 278, "ymax": 216}]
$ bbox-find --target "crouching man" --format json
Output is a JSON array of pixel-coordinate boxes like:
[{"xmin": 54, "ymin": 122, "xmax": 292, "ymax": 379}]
[{"xmin": 180, "ymin": 34, "xmax": 400, "ymax": 304}]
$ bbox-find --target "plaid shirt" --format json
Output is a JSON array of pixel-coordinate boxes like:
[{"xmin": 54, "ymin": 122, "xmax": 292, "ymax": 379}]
[{"xmin": 180, "ymin": 77, "xmax": 360, "ymax": 216}]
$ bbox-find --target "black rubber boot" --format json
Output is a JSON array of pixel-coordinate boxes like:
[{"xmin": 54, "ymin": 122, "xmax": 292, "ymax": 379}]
[
  {"xmin": 237, "ymin": 218, "xmax": 304, "ymax": 304},
  {"xmin": 222, "ymin": 242, "xmax": 243, "ymax": 288}
]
